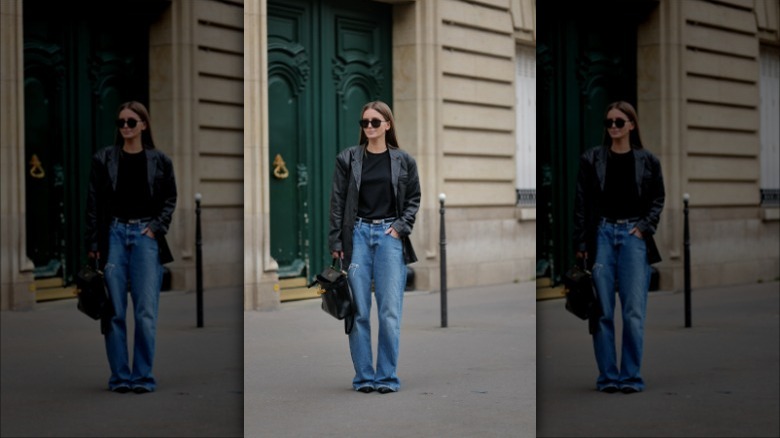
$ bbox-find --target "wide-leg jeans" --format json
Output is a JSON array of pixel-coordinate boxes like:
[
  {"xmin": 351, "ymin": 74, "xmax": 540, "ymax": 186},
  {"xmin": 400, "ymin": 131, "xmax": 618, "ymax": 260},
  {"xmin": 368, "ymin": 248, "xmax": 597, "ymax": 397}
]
[
  {"xmin": 348, "ymin": 220, "xmax": 407, "ymax": 391},
  {"xmin": 591, "ymin": 219, "xmax": 651, "ymax": 392},
  {"xmin": 103, "ymin": 219, "xmax": 163, "ymax": 391}
]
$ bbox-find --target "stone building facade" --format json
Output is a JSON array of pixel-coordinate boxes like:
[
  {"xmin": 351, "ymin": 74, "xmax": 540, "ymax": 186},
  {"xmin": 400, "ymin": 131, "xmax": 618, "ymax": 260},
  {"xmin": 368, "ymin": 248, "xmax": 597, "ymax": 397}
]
[
  {"xmin": 1, "ymin": 0, "xmax": 245, "ymax": 310},
  {"xmin": 244, "ymin": 0, "xmax": 537, "ymax": 310},
  {"xmin": 538, "ymin": 0, "xmax": 779, "ymax": 292}
]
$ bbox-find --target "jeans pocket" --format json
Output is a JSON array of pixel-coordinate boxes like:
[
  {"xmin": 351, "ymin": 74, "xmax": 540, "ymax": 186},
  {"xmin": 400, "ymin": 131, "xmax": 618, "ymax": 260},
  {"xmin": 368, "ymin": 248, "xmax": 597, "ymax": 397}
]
[{"xmin": 385, "ymin": 226, "xmax": 401, "ymax": 240}]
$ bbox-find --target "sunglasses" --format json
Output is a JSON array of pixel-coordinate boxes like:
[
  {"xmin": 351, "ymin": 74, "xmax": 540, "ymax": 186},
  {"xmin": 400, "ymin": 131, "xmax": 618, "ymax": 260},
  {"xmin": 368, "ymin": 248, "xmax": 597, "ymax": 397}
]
[
  {"xmin": 116, "ymin": 118, "xmax": 141, "ymax": 129},
  {"xmin": 603, "ymin": 118, "xmax": 629, "ymax": 129},
  {"xmin": 358, "ymin": 118, "xmax": 385, "ymax": 129}
]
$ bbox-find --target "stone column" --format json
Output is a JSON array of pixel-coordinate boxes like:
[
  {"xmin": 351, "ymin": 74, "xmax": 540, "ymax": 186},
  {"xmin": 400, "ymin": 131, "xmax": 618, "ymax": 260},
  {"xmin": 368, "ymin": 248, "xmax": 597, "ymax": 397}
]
[
  {"xmin": 392, "ymin": 0, "xmax": 440, "ymax": 291},
  {"xmin": 149, "ymin": 0, "xmax": 197, "ymax": 291},
  {"xmin": 244, "ymin": 0, "xmax": 280, "ymax": 310},
  {"xmin": 638, "ymin": 0, "xmax": 685, "ymax": 291},
  {"xmin": 0, "ymin": 0, "xmax": 35, "ymax": 310}
]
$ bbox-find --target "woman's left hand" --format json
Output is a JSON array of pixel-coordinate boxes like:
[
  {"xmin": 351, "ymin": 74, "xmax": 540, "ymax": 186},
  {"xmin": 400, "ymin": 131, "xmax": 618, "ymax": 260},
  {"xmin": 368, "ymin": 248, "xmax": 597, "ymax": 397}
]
[
  {"xmin": 385, "ymin": 227, "xmax": 400, "ymax": 239},
  {"xmin": 142, "ymin": 227, "xmax": 155, "ymax": 239}
]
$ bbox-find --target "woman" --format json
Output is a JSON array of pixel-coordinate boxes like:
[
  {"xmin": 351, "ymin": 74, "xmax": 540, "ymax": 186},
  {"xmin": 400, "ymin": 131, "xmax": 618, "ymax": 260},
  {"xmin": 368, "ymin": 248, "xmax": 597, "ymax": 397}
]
[
  {"xmin": 329, "ymin": 100, "xmax": 421, "ymax": 394},
  {"xmin": 85, "ymin": 101, "xmax": 177, "ymax": 394},
  {"xmin": 573, "ymin": 101, "xmax": 665, "ymax": 394}
]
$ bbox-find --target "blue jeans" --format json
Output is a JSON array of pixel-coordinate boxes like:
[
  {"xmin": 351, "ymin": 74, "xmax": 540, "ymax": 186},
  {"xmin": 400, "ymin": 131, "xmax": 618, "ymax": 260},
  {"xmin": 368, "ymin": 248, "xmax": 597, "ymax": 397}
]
[
  {"xmin": 591, "ymin": 219, "xmax": 651, "ymax": 392},
  {"xmin": 348, "ymin": 219, "xmax": 407, "ymax": 391},
  {"xmin": 103, "ymin": 219, "xmax": 163, "ymax": 391}
]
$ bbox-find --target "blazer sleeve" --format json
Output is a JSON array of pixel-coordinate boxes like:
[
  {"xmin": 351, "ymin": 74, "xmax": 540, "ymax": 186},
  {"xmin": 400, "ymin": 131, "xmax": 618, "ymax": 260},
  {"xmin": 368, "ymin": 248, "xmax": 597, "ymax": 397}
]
[
  {"xmin": 637, "ymin": 153, "xmax": 665, "ymax": 236},
  {"xmin": 84, "ymin": 150, "xmax": 105, "ymax": 252},
  {"xmin": 392, "ymin": 153, "xmax": 420, "ymax": 238},
  {"xmin": 328, "ymin": 150, "xmax": 350, "ymax": 253},
  {"xmin": 149, "ymin": 152, "xmax": 177, "ymax": 236},
  {"xmin": 572, "ymin": 151, "xmax": 592, "ymax": 253}
]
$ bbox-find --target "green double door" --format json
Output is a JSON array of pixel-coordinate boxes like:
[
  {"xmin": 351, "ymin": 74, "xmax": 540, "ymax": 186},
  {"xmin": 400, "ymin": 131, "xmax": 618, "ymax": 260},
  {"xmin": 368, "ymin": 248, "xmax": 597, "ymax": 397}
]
[
  {"xmin": 267, "ymin": 0, "xmax": 392, "ymax": 282},
  {"xmin": 537, "ymin": 1, "xmax": 654, "ymax": 284},
  {"xmin": 23, "ymin": 2, "xmax": 156, "ymax": 284}
]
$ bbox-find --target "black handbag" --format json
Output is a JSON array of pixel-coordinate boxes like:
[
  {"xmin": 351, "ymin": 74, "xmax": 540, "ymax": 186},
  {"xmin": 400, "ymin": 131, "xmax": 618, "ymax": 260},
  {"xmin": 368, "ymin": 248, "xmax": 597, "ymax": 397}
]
[
  {"xmin": 75, "ymin": 258, "xmax": 113, "ymax": 333},
  {"xmin": 562, "ymin": 257, "xmax": 601, "ymax": 334},
  {"xmin": 308, "ymin": 259, "xmax": 355, "ymax": 334}
]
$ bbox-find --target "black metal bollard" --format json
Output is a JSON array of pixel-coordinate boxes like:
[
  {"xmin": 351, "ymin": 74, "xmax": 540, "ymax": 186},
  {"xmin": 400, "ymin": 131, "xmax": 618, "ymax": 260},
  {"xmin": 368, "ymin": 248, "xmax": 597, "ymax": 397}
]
[
  {"xmin": 195, "ymin": 193, "xmax": 204, "ymax": 328},
  {"xmin": 439, "ymin": 193, "xmax": 448, "ymax": 328},
  {"xmin": 683, "ymin": 193, "xmax": 691, "ymax": 328}
]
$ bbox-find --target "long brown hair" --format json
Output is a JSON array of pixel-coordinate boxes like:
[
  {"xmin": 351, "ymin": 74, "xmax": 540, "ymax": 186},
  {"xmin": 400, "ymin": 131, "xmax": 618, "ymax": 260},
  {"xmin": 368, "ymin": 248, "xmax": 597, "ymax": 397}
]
[
  {"xmin": 358, "ymin": 100, "xmax": 400, "ymax": 149},
  {"xmin": 602, "ymin": 101, "xmax": 644, "ymax": 149},
  {"xmin": 114, "ymin": 101, "xmax": 156, "ymax": 149}
]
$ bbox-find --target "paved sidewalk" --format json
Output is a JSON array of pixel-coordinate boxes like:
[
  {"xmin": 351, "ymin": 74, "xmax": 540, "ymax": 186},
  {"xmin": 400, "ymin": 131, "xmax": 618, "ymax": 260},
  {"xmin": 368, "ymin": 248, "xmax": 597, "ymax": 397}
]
[
  {"xmin": 537, "ymin": 281, "xmax": 780, "ymax": 438},
  {"xmin": 1, "ymin": 287, "xmax": 244, "ymax": 438},
  {"xmin": 244, "ymin": 282, "xmax": 536, "ymax": 438},
  {"xmin": 8, "ymin": 278, "xmax": 763, "ymax": 437}
]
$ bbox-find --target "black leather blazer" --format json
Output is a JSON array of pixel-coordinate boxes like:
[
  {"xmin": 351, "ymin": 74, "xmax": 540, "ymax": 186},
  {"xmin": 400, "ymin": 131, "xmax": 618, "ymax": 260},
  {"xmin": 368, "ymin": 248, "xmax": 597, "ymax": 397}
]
[
  {"xmin": 573, "ymin": 145, "xmax": 665, "ymax": 265},
  {"xmin": 329, "ymin": 145, "xmax": 421, "ymax": 267},
  {"xmin": 85, "ymin": 145, "xmax": 177, "ymax": 265}
]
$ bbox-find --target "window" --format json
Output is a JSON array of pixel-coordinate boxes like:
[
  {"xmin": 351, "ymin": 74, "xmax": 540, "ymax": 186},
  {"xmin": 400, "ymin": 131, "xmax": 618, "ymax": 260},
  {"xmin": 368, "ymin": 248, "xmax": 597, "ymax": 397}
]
[
  {"xmin": 516, "ymin": 44, "xmax": 536, "ymax": 206},
  {"xmin": 760, "ymin": 45, "xmax": 779, "ymax": 206}
]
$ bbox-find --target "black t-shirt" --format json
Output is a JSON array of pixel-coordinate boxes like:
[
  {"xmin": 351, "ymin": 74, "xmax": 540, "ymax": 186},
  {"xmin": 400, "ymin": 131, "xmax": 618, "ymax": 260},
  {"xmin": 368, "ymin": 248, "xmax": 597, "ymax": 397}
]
[
  {"xmin": 111, "ymin": 149, "xmax": 154, "ymax": 219},
  {"xmin": 600, "ymin": 149, "xmax": 641, "ymax": 220},
  {"xmin": 357, "ymin": 149, "xmax": 395, "ymax": 219}
]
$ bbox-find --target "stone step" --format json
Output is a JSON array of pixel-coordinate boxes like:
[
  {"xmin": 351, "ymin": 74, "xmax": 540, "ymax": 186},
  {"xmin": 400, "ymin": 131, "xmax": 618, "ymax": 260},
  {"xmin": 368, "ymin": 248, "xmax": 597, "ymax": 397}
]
[
  {"xmin": 278, "ymin": 276, "xmax": 319, "ymax": 302},
  {"xmin": 34, "ymin": 277, "xmax": 77, "ymax": 302},
  {"xmin": 536, "ymin": 276, "xmax": 566, "ymax": 301}
]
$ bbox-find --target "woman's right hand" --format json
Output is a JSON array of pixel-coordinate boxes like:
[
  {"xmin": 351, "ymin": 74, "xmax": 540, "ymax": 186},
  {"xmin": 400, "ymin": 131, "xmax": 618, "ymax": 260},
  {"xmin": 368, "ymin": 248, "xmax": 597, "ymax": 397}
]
[
  {"xmin": 332, "ymin": 251, "xmax": 343, "ymax": 260},
  {"xmin": 575, "ymin": 251, "xmax": 588, "ymax": 260},
  {"xmin": 88, "ymin": 251, "xmax": 100, "ymax": 260}
]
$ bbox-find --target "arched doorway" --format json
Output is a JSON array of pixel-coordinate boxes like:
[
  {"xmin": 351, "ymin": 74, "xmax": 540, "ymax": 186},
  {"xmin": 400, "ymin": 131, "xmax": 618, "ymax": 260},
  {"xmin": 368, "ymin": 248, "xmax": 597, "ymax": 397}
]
[
  {"xmin": 267, "ymin": 0, "xmax": 392, "ymax": 298},
  {"xmin": 23, "ymin": 1, "xmax": 166, "ymax": 298},
  {"xmin": 537, "ymin": 1, "xmax": 655, "ymax": 285}
]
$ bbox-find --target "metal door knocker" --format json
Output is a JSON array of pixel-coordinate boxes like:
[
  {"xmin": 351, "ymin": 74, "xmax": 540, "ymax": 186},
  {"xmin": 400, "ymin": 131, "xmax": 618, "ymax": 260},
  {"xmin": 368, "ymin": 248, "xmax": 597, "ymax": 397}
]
[
  {"xmin": 29, "ymin": 154, "xmax": 45, "ymax": 179},
  {"xmin": 273, "ymin": 154, "xmax": 289, "ymax": 179}
]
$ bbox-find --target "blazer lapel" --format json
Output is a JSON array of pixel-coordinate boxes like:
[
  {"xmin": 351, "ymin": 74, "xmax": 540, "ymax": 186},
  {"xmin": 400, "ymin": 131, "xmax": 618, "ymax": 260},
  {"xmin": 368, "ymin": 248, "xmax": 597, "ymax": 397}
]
[
  {"xmin": 146, "ymin": 149, "xmax": 157, "ymax": 197},
  {"xmin": 351, "ymin": 147, "xmax": 363, "ymax": 190},
  {"xmin": 107, "ymin": 146, "xmax": 120, "ymax": 191},
  {"xmin": 634, "ymin": 149, "xmax": 645, "ymax": 197},
  {"xmin": 595, "ymin": 147, "xmax": 607, "ymax": 191},
  {"xmin": 389, "ymin": 148, "xmax": 401, "ymax": 197}
]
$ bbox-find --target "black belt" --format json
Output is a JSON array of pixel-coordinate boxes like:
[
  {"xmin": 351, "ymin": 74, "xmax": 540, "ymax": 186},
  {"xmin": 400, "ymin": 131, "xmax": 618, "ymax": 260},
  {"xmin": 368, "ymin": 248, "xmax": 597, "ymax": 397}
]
[
  {"xmin": 356, "ymin": 217, "xmax": 395, "ymax": 225},
  {"xmin": 114, "ymin": 217, "xmax": 153, "ymax": 224},
  {"xmin": 602, "ymin": 217, "xmax": 640, "ymax": 224}
]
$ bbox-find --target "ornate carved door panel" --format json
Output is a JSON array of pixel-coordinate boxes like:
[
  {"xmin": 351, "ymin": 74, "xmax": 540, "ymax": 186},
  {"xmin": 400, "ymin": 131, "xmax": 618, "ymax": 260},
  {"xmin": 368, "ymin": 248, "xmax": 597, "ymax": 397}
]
[
  {"xmin": 537, "ymin": 1, "xmax": 652, "ymax": 284},
  {"xmin": 268, "ymin": 0, "xmax": 392, "ymax": 281},
  {"xmin": 23, "ymin": 3, "xmax": 151, "ymax": 284}
]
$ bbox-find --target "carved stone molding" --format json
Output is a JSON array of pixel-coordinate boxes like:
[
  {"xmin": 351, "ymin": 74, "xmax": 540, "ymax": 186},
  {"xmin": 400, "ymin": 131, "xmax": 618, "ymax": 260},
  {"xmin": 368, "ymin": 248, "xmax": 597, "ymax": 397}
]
[
  {"xmin": 268, "ymin": 41, "xmax": 310, "ymax": 97},
  {"xmin": 576, "ymin": 50, "xmax": 621, "ymax": 97},
  {"xmin": 23, "ymin": 42, "xmax": 65, "ymax": 86},
  {"xmin": 88, "ymin": 51, "xmax": 135, "ymax": 96},
  {"xmin": 332, "ymin": 55, "xmax": 383, "ymax": 104}
]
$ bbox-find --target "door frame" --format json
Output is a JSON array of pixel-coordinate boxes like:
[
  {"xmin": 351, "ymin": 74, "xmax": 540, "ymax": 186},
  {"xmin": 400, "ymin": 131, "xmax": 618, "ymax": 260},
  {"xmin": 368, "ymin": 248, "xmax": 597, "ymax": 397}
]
[
  {"xmin": 23, "ymin": 5, "xmax": 152, "ymax": 284},
  {"xmin": 267, "ymin": 0, "xmax": 393, "ymax": 283}
]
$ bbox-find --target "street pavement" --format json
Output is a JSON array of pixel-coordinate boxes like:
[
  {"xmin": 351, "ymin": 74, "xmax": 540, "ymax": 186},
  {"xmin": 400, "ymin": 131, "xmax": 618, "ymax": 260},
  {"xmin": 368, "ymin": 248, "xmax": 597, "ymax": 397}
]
[
  {"xmin": 537, "ymin": 280, "xmax": 780, "ymax": 438},
  {"xmin": 1, "ymin": 287, "xmax": 244, "ymax": 438},
  {"xmin": 2, "ymin": 281, "xmax": 534, "ymax": 438},
  {"xmin": 244, "ymin": 282, "xmax": 536, "ymax": 438},
  {"xmin": 4, "ymin": 278, "xmax": 774, "ymax": 438}
]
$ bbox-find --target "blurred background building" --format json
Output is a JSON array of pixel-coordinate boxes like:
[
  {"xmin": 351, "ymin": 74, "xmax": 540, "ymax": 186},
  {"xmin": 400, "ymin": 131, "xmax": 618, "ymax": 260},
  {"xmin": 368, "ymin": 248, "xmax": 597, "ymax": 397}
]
[
  {"xmin": 537, "ymin": 0, "xmax": 779, "ymax": 293},
  {"xmin": 1, "ymin": 0, "xmax": 244, "ymax": 310},
  {"xmin": 244, "ymin": 0, "xmax": 537, "ymax": 309}
]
